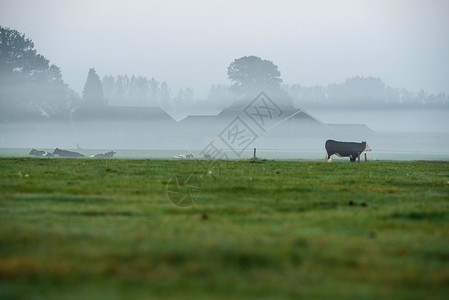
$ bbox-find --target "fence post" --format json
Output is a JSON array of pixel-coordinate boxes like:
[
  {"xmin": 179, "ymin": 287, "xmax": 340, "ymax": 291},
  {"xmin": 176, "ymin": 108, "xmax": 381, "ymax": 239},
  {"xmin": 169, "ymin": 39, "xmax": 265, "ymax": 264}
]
[
  {"xmin": 253, "ymin": 148, "xmax": 256, "ymax": 160},
  {"xmin": 365, "ymin": 153, "xmax": 367, "ymax": 162}
]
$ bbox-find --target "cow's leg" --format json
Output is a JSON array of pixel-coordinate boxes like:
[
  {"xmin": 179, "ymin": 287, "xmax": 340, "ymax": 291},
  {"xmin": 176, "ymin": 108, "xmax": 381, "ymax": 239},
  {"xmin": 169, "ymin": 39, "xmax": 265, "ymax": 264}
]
[
  {"xmin": 325, "ymin": 152, "xmax": 328, "ymax": 160},
  {"xmin": 328, "ymin": 154, "xmax": 333, "ymax": 162},
  {"xmin": 357, "ymin": 152, "xmax": 360, "ymax": 162}
]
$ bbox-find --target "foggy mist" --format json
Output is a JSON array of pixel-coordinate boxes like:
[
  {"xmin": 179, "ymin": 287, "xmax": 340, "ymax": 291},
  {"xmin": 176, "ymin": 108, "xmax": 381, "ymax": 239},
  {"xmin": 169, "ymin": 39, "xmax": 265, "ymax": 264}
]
[
  {"xmin": 1, "ymin": 0, "xmax": 448, "ymax": 97},
  {"xmin": 1, "ymin": 1, "xmax": 449, "ymax": 160}
]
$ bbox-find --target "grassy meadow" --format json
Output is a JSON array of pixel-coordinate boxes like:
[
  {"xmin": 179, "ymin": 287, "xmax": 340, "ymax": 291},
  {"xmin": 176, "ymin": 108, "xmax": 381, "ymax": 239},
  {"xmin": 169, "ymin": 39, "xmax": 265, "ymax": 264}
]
[{"xmin": 0, "ymin": 157, "xmax": 448, "ymax": 299}]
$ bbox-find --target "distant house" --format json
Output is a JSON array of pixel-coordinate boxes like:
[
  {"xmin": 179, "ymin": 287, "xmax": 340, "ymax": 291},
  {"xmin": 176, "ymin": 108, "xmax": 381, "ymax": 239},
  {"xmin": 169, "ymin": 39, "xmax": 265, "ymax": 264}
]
[
  {"xmin": 177, "ymin": 115, "xmax": 221, "ymax": 147},
  {"xmin": 72, "ymin": 106, "xmax": 179, "ymax": 149},
  {"xmin": 176, "ymin": 105, "xmax": 337, "ymax": 150},
  {"xmin": 180, "ymin": 108, "xmax": 331, "ymax": 132},
  {"xmin": 72, "ymin": 106, "xmax": 176, "ymax": 122},
  {"xmin": 179, "ymin": 115, "xmax": 220, "ymax": 128},
  {"xmin": 266, "ymin": 108, "xmax": 334, "ymax": 137},
  {"xmin": 71, "ymin": 104, "xmax": 375, "ymax": 150}
]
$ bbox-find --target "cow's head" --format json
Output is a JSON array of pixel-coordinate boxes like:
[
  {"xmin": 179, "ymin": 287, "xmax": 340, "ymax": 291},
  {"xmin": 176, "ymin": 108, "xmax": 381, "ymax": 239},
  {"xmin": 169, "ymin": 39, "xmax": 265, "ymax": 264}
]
[
  {"xmin": 29, "ymin": 149, "xmax": 36, "ymax": 155},
  {"xmin": 363, "ymin": 141, "xmax": 372, "ymax": 152}
]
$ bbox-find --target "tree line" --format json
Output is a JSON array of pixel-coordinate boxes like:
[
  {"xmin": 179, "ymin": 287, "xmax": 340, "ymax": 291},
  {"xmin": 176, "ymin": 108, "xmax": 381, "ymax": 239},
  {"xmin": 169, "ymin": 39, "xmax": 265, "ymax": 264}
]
[
  {"xmin": 84, "ymin": 68, "xmax": 236, "ymax": 115},
  {"xmin": 286, "ymin": 76, "xmax": 449, "ymax": 109},
  {"xmin": 1, "ymin": 26, "xmax": 448, "ymax": 122},
  {"xmin": 0, "ymin": 26, "xmax": 78, "ymax": 121}
]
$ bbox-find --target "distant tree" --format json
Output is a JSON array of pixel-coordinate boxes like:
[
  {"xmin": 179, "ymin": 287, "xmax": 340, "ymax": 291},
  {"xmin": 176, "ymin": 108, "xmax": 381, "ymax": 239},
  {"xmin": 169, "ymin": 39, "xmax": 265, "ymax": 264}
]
[
  {"xmin": 285, "ymin": 84, "xmax": 329, "ymax": 108},
  {"xmin": 0, "ymin": 26, "xmax": 47, "ymax": 77},
  {"xmin": 159, "ymin": 82, "xmax": 170, "ymax": 103},
  {"xmin": 0, "ymin": 26, "xmax": 75, "ymax": 120},
  {"xmin": 287, "ymin": 75, "xmax": 449, "ymax": 109},
  {"xmin": 430, "ymin": 92, "xmax": 449, "ymax": 108},
  {"xmin": 102, "ymin": 75, "xmax": 115, "ymax": 105},
  {"xmin": 112, "ymin": 75, "xmax": 128, "ymax": 105},
  {"xmin": 128, "ymin": 75, "xmax": 149, "ymax": 106},
  {"xmin": 159, "ymin": 81, "xmax": 171, "ymax": 112},
  {"xmin": 207, "ymin": 84, "xmax": 235, "ymax": 106},
  {"xmin": 102, "ymin": 74, "xmax": 170, "ymax": 107},
  {"xmin": 227, "ymin": 56, "xmax": 282, "ymax": 95},
  {"xmin": 383, "ymin": 86, "xmax": 400, "ymax": 107},
  {"xmin": 82, "ymin": 68, "xmax": 104, "ymax": 106},
  {"xmin": 343, "ymin": 76, "xmax": 385, "ymax": 106},
  {"xmin": 172, "ymin": 87, "xmax": 195, "ymax": 108},
  {"xmin": 148, "ymin": 78, "xmax": 159, "ymax": 105},
  {"xmin": 325, "ymin": 76, "xmax": 387, "ymax": 108}
]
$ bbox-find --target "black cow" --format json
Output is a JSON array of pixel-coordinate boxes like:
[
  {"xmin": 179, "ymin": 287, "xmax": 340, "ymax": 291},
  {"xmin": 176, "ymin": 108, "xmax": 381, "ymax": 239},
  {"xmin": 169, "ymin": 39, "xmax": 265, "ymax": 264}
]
[
  {"xmin": 29, "ymin": 149, "xmax": 53, "ymax": 157},
  {"xmin": 325, "ymin": 140, "xmax": 371, "ymax": 162},
  {"xmin": 90, "ymin": 151, "xmax": 116, "ymax": 158},
  {"xmin": 53, "ymin": 148, "xmax": 84, "ymax": 157}
]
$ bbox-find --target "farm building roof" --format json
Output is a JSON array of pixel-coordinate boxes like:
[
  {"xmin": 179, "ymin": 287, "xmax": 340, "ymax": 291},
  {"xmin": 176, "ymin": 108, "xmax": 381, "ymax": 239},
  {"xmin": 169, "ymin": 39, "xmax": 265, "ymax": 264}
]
[{"xmin": 72, "ymin": 106, "xmax": 176, "ymax": 122}]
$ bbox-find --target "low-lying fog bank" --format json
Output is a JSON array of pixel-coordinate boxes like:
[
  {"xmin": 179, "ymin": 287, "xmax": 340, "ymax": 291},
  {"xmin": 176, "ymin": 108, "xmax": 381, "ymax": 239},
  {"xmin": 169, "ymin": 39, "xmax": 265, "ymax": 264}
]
[
  {"xmin": 1, "ymin": 109, "xmax": 448, "ymax": 160},
  {"xmin": 306, "ymin": 108, "xmax": 449, "ymax": 133}
]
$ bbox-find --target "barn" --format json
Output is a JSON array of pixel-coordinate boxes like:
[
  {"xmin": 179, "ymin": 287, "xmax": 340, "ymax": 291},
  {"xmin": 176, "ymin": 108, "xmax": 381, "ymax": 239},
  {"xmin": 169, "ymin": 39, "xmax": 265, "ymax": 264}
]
[
  {"xmin": 71, "ymin": 100, "xmax": 375, "ymax": 151},
  {"xmin": 72, "ymin": 106, "xmax": 179, "ymax": 149}
]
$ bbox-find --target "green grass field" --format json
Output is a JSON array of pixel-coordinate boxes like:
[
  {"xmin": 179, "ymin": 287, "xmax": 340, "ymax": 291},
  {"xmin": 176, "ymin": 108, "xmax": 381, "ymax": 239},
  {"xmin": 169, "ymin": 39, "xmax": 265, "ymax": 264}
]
[{"xmin": 0, "ymin": 157, "xmax": 448, "ymax": 299}]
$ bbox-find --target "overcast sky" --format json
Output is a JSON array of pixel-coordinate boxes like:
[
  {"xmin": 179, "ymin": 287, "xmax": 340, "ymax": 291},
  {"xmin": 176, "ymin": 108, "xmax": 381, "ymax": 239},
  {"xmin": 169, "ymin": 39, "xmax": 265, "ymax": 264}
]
[{"xmin": 1, "ymin": 0, "xmax": 448, "ymax": 98}]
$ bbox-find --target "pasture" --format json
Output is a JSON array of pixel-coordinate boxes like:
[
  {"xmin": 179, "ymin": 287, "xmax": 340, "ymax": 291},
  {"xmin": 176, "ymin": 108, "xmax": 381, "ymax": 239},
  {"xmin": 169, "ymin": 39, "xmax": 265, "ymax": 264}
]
[{"xmin": 0, "ymin": 157, "xmax": 448, "ymax": 299}]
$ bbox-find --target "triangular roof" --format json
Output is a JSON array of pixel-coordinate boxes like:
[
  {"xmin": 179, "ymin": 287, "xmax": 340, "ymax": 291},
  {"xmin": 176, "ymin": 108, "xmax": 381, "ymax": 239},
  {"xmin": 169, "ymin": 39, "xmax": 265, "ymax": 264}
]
[
  {"xmin": 277, "ymin": 109, "xmax": 328, "ymax": 125},
  {"xmin": 179, "ymin": 114, "xmax": 220, "ymax": 124},
  {"xmin": 262, "ymin": 108, "xmax": 335, "ymax": 135}
]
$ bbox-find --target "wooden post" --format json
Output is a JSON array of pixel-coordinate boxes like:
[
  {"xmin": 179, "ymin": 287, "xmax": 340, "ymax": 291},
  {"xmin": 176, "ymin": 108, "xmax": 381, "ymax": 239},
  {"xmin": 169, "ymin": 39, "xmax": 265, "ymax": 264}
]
[
  {"xmin": 253, "ymin": 148, "xmax": 256, "ymax": 160},
  {"xmin": 364, "ymin": 153, "xmax": 367, "ymax": 162}
]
